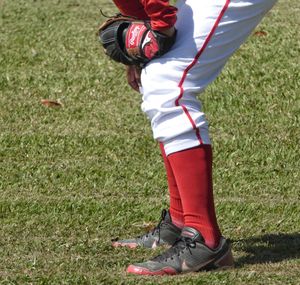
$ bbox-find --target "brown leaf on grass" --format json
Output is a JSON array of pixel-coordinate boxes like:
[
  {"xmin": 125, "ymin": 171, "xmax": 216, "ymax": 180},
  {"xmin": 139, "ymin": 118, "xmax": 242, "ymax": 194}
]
[
  {"xmin": 41, "ymin": 99, "xmax": 62, "ymax": 108},
  {"xmin": 254, "ymin": 30, "xmax": 268, "ymax": 37},
  {"xmin": 133, "ymin": 221, "xmax": 156, "ymax": 231},
  {"xmin": 143, "ymin": 222, "xmax": 157, "ymax": 232}
]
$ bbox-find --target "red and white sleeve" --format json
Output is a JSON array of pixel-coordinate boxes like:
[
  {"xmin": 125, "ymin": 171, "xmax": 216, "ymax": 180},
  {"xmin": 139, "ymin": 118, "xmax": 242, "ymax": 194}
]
[
  {"xmin": 140, "ymin": 0, "xmax": 177, "ymax": 30},
  {"xmin": 112, "ymin": 0, "xmax": 177, "ymax": 31}
]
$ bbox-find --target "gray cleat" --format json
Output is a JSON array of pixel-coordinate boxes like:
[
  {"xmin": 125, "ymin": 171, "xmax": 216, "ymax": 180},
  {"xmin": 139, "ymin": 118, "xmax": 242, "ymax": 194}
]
[
  {"xmin": 126, "ymin": 226, "xmax": 234, "ymax": 275},
  {"xmin": 112, "ymin": 209, "xmax": 181, "ymax": 249}
]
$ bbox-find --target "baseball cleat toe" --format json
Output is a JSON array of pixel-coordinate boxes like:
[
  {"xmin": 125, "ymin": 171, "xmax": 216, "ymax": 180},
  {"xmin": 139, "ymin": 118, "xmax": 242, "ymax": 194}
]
[{"xmin": 126, "ymin": 264, "xmax": 177, "ymax": 276}]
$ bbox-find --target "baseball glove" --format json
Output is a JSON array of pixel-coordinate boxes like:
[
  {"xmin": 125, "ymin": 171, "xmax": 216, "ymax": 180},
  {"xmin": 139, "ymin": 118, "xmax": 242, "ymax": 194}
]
[{"xmin": 98, "ymin": 14, "xmax": 177, "ymax": 66}]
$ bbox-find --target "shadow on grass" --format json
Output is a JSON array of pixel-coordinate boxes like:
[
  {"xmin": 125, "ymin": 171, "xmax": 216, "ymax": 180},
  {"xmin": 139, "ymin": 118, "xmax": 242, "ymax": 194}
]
[{"xmin": 232, "ymin": 233, "xmax": 300, "ymax": 267}]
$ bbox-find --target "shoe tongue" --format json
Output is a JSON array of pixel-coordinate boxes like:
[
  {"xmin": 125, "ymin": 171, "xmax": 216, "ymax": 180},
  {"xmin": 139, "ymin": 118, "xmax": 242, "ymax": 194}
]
[
  {"xmin": 162, "ymin": 209, "xmax": 172, "ymax": 223},
  {"xmin": 181, "ymin": 227, "xmax": 204, "ymax": 243},
  {"xmin": 163, "ymin": 210, "xmax": 172, "ymax": 223}
]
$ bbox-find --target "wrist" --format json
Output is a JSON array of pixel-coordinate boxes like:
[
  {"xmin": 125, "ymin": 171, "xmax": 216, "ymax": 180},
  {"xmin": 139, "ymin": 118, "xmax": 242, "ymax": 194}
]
[{"xmin": 157, "ymin": 26, "xmax": 176, "ymax": 37}]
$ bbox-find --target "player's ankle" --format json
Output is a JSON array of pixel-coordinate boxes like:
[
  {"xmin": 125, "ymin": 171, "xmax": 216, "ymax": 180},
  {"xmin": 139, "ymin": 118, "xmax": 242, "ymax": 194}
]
[
  {"xmin": 169, "ymin": 209, "xmax": 184, "ymax": 228},
  {"xmin": 185, "ymin": 223, "xmax": 221, "ymax": 249}
]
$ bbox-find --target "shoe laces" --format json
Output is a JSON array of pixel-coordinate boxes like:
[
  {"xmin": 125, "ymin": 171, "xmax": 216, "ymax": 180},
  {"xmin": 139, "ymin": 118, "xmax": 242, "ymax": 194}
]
[
  {"xmin": 139, "ymin": 210, "xmax": 167, "ymax": 243},
  {"xmin": 152, "ymin": 236, "xmax": 196, "ymax": 262}
]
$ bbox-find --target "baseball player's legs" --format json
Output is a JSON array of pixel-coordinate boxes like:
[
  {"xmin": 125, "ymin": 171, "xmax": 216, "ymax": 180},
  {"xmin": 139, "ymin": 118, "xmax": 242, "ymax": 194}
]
[
  {"xmin": 126, "ymin": 0, "xmax": 278, "ymax": 275},
  {"xmin": 140, "ymin": 0, "xmax": 278, "ymax": 247}
]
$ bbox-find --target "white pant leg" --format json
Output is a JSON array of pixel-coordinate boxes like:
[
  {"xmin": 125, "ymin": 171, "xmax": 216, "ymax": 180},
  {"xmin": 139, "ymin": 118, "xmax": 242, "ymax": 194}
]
[{"xmin": 140, "ymin": 0, "xmax": 278, "ymax": 155}]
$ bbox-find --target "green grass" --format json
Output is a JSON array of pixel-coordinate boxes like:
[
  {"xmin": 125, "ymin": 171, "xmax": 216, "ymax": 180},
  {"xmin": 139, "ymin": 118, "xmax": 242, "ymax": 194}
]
[{"xmin": 0, "ymin": 0, "xmax": 299, "ymax": 284}]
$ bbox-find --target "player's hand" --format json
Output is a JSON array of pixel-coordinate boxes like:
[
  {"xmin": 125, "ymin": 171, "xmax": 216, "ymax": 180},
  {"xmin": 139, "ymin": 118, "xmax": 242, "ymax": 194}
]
[{"xmin": 126, "ymin": 65, "xmax": 142, "ymax": 92}]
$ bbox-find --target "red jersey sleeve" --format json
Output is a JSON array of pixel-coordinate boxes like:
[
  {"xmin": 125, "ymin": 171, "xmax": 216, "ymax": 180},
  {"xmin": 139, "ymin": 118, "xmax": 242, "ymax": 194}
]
[{"xmin": 112, "ymin": 0, "xmax": 177, "ymax": 31}]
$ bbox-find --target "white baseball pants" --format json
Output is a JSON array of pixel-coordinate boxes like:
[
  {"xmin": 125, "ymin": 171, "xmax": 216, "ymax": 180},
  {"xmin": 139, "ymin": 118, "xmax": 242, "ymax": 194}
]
[{"xmin": 140, "ymin": 0, "xmax": 278, "ymax": 155}]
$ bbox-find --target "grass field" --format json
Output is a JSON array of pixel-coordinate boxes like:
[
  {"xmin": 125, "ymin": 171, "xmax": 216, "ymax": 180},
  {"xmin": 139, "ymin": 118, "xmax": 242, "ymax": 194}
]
[{"xmin": 0, "ymin": 0, "xmax": 299, "ymax": 284}]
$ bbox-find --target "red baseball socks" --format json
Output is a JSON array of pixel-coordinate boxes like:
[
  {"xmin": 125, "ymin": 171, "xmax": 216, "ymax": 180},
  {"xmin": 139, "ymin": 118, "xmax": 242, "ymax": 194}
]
[{"xmin": 162, "ymin": 144, "xmax": 221, "ymax": 249}]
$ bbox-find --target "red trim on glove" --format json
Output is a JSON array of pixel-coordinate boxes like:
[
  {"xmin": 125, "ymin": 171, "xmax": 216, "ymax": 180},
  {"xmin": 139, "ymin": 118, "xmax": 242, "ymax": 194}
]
[{"xmin": 126, "ymin": 23, "xmax": 148, "ymax": 58}]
